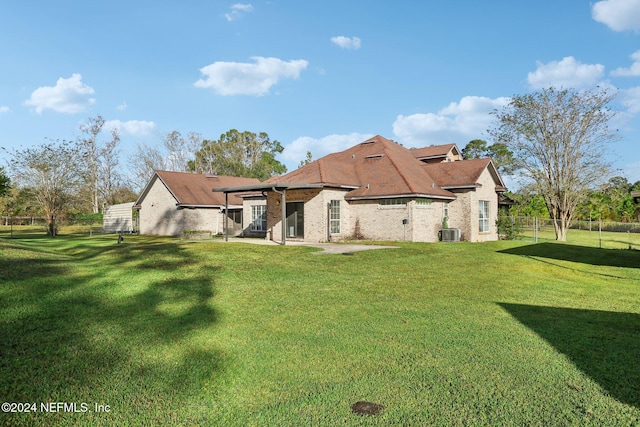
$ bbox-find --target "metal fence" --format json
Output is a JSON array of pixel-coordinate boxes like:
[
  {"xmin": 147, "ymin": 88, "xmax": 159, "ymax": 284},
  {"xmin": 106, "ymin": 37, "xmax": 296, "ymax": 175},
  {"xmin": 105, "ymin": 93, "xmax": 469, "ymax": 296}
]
[
  {"xmin": 508, "ymin": 216, "xmax": 640, "ymax": 250},
  {"xmin": 0, "ymin": 216, "xmax": 138, "ymax": 238}
]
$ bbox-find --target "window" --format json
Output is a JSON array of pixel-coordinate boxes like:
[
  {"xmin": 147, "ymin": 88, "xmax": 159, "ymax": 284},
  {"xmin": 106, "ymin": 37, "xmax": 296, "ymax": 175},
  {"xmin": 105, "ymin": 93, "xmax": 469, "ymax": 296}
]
[
  {"xmin": 251, "ymin": 205, "xmax": 267, "ymax": 232},
  {"xmin": 479, "ymin": 200, "xmax": 490, "ymax": 232},
  {"xmin": 379, "ymin": 198, "xmax": 407, "ymax": 206},
  {"xmin": 330, "ymin": 200, "xmax": 340, "ymax": 234},
  {"xmin": 415, "ymin": 198, "xmax": 432, "ymax": 205}
]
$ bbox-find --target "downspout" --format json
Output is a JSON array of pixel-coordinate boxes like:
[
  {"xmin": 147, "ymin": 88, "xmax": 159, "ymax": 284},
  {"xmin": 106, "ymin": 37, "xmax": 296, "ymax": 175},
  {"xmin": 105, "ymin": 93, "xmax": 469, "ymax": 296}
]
[{"xmin": 272, "ymin": 187, "xmax": 286, "ymax": 245}]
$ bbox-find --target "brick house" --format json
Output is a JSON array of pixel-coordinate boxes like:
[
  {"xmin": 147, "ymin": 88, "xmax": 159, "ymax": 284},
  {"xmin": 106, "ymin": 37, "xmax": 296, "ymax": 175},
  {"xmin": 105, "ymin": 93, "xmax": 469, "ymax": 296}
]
[
  {"xmin": 217, "ymin": 135, "xmax": 507, "ymax": 243},
  {"xmin": 135, "ymin": 170, "xmax": 260, "ymax": 236}
]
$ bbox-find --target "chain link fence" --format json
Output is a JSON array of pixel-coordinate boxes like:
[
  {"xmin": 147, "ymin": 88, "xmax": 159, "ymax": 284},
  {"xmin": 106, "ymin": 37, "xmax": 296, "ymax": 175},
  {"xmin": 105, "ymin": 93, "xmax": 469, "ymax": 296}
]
[
  {"xmin": 506, "ymin": 216, "xmax": 640, "ymax": 250},
  {"xmin": 0, "ymin": 216, "xmax": 138, "ymax": 238}
]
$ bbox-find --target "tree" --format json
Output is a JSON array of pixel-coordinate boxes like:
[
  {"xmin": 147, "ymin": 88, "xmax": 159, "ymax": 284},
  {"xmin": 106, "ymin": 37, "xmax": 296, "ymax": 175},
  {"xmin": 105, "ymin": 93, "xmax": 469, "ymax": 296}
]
[
  {"xmin": 489, "ymin": 87, "xmax": 618, "ymax": 241},
  {"xmin": 77, "ymin": 115, "xmax": 122, "ymax": 213},
  {"xmin": 128, "ymin": 143, "xmax": 166, "ymax": 192},
  {"xmin": 9, "ymin": 139, "xmax": 83, "ymax": 236},
  {"xmin": 462, "ymin": 139, "xmax": 516, "ymax": 174},
  {"xmin": 461, "ymin": 139, "xmax": 488, "ymax": 160},
  {"xmin": 163, "ymin": 131, "xmax": 202, "ymax": 172},
  {"xmin": 0, "ymin": 166, "xmax": 10, "ymax": 198},
  {"xmin": 128, "ymin": 131, "xmax": 202, "ymax": 192},
  {"xmin": 298, "ymin": 151, "xmax": 313, "ymax": 168},
  {"xmin": 98, "ymin": 128, "xmax": 122, "ymax": 208},
  {"xmin": 190, "ymin": 129, "xmax": 287, "ymax": 180}
]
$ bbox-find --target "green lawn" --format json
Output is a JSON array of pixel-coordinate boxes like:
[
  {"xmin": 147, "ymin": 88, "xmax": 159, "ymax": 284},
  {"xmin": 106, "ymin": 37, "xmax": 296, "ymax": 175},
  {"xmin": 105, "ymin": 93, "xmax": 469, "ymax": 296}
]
[
  {"xmin": 518, "ymin": 224, "xmax": 640, "ymax": 250},
  {"xmin": 1, "ymin": 233, "xmax": 639, "ymax": 426}
]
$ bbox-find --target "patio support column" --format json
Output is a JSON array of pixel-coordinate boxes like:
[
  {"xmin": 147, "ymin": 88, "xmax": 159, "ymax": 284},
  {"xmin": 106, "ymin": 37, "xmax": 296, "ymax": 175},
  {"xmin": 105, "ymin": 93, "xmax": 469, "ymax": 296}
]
[
  {"xmin": 224, "ymin": 192, "xmax": 229, "ymax": 242},
  {"xmin": 272, "ymin": 187, "xmax": 286, "ymax": 245}
]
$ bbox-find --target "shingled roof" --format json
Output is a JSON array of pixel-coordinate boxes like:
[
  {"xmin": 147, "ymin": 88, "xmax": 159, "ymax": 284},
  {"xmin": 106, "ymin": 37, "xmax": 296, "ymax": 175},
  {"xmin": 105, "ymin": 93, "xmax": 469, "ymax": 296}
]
[
  {"xmin": 410, "ymin": 143, "xmax": 461, "ymax": 162},
  {"xmin": 136, "ymin": 170, "xmax": 260, "ymax": 207},
  {"xmin": 216, "ymin": 135, "xmax": 506, "ymax": 199},
  {"xmin": 423, "ymin": 158, "xmax": 506, "ymax": 191},
  {"xmin": 263, "ymin": 136, "xmax": 457, "ymax": 200}
]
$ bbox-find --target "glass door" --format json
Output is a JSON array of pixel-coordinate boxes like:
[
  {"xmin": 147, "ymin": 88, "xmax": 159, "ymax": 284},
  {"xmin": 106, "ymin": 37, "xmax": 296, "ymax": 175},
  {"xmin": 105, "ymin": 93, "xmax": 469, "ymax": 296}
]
[{"xmin": 286, "ymin": 202, "xmax": 304, "ymax": 238}]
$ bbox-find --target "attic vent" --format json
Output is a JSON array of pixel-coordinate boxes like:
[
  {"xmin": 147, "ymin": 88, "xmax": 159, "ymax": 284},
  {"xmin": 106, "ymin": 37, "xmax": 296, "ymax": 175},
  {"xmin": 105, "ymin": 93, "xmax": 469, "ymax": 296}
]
[
  {"xmin": 365, "ymin": 154, "xmax": 384, "ymax": 159},
  {"xmin": 361, "ymin": 139, "xmax": 376, "ymax": 145}
]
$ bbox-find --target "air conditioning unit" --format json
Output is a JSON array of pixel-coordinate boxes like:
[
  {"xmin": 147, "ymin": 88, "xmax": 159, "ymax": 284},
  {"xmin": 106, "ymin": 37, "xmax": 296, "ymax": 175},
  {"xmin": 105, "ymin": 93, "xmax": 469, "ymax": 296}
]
[{"xmin": 441, "ymin": 228, "xmax": 461, "ymax": 242}]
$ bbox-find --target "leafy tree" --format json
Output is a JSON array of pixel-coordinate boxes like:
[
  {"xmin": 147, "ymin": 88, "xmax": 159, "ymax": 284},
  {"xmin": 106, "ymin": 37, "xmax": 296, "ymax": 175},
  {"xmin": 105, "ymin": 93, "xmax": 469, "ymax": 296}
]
[
  {"xmin": 298, "ymin": 151, "xmax": 313, "ymax": 168},
  {"xmin": 9, "ymin": 139, "xmax": 83, "ymax": 236},
  {"xmin": 107, "ymin": 184, "xmax": 139, "ymax": 206},
  {"xmin": 461, "ymin": 139, "xmax": 488, "ymax": 160},
  {"xmin": 0, "ymin": 166, "xmax": 10, "ymax": 198},
  {"xmin": 507, "ymin": 187, "xmax": 550, "ymax": 218},
  {"xmin": 490, "ymin": 87, "xmax": 618, "ymax": 241},
  {"xmin": 461, "ymin": 139, "xmax": 516, "ymax": 174},
  {"xmin": 190, "ymin": 129, "xmax": 286, "ymax": 180}
]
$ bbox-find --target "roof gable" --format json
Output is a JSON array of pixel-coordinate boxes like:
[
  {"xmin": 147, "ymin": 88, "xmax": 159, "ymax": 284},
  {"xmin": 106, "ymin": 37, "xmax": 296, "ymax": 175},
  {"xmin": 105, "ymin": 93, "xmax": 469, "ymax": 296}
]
[
  {"xmin": 410, "ymin": 143, "xmax": 462, "ymax": 162},
  {"xmin": 136, "ymin": 171, "xmax": 260, "ymax": 207},
  {"xmin": 424, "ymin": 158, "xmax": 506, "ymax": 190}
]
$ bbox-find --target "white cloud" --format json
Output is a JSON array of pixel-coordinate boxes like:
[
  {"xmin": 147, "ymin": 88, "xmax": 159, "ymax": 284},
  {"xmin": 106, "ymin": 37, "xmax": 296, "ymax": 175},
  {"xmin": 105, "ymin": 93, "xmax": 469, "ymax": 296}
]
[
  {"xmin": 103, "ymin": 119, "xmax": 156, "ymax": 136},
  {"xmin": 116, "ymin": 102, "xmax": 128, "ymax": 111},
  {"xmin": 618, "ymin": 86, "xmax": 640, "ymax": 113},
  {"xmin": 611, "ymin": 50, "xmax": 640, "ymax": 77},
  {"xmin": 225, "ymin": 3, "xmax": 253, "ymax": 21},
  {"xmin": 527, "ymin": 57, "xmax": 605, "ymax": 90},
  {"xmin": 281, "ymin": 132, "xmax": 374, "ymax": 166},
  {"xmin": 0, "ymin": 106, "xmax": 10, "ymax": 114},
  {"xmin": 194, "ymin": 56, "xmax": 309, "ymax": 96},
  {"xmin": 592, "ymin": 0, "xmax": 640, "ymax": 32},
  {"xmin": 24, "ymin": 74, "xmax": 95, "ymax": 114},
  {"xmin": 392, "ymin": 96, "xmax": 510, "ymax": 146},
  {"xmin": 331, "ymin": 36, "xmax": 361, "ymax": 50}
]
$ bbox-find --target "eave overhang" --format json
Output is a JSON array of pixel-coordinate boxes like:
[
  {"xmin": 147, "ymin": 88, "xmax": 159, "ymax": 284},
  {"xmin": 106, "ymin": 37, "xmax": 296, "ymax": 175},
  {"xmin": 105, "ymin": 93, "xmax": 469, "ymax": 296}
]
[{"xmin": 345, "ymin": 193, "xmax": 456, "ymax": 201}]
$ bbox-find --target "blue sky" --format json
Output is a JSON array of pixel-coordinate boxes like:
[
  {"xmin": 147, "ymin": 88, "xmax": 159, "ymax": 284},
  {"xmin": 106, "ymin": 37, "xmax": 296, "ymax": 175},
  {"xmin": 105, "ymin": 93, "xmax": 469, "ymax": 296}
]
[{"xmin": 2, "ymin": 0, "xmax": 640, "ymax": 187}]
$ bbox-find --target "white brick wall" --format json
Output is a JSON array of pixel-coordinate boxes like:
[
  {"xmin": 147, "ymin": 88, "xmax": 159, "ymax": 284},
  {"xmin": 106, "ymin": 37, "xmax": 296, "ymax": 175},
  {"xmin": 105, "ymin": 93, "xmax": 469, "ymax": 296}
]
[
  {"xmin": 138, "ymin": 177, "xmax": 227, "ymax": 236},
  {"xmin": 259, "ymin": 172, "xmax": 499, "ymax": 243}
]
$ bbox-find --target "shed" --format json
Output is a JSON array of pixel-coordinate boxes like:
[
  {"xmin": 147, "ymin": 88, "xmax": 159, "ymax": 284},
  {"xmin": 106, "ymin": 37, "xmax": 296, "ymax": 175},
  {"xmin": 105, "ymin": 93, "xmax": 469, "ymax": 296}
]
[{"xmin": 103, "ymin": 202, "xmax": 135, "ymax": 233}]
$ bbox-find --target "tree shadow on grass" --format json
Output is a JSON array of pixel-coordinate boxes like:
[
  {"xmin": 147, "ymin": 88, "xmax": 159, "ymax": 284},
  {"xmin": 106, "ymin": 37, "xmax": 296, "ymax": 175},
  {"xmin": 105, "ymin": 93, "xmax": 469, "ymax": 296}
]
[
  {"xmin": 498, "ymin": 243, "xmax": 640, "ymax": 269},
  {"xmin": 0, "ymin": 238, "xmax": 224, "ymax": 425},
  {"xmin": 498, "ymin": 303, "xmax": 640, "ymax": 409}
]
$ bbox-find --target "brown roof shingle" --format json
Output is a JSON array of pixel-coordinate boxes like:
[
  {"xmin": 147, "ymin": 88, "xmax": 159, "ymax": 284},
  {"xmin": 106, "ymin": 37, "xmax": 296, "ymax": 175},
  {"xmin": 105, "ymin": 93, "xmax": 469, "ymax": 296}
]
[
  {"xmin": 267, "ymin": 136, "xmax": 458, "ymax": 200},
  {"xmin": 219, "ymin": 136, "xmax": 506, "ymax": 200},
  {"xmin": 151, "ymin": 170, "xmax": 260, "ymax": 206},
  {"xmin": 410, "ymin": 143, "xmax": 458, "ymax": 160}
]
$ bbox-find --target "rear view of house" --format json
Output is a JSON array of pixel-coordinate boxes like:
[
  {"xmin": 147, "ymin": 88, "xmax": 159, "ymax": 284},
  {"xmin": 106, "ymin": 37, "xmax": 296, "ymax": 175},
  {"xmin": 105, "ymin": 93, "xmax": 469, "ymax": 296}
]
[
  {"xmin": 135, "ymin": 171, "xmax": 260, "ymax": 236},
  {"xmin": 218, "ymin": 136, "xmax": 507, "ymax": 243}
]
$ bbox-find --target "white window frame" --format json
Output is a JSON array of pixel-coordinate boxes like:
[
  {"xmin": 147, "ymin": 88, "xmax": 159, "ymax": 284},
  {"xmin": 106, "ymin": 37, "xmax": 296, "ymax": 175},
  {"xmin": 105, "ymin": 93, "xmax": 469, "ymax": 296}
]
[
  {"xmin": 379, "ymin": 198, "xmax": 407, "ymax": 206},
  {"xmin": 251, "ymin": 205, "xmax": 267, "ymax": 232},
  {"xmin": 329, "ymin": 200, "xmax": 340, "ymax": 234},
  {"xmin": 479, "ymin": 200, "xmax": 490, "ymax": 233}
]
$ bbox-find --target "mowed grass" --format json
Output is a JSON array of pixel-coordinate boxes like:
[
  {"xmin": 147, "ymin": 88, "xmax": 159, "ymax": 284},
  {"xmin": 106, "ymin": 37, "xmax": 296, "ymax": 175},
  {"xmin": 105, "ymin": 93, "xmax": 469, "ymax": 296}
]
[
  {"xmin": 519, "ymin": 225, "xmax": 640, "ymax": 250},
  {"xmin": 0, "ymin": 233, "xmax": 639, "ymax": 426}
]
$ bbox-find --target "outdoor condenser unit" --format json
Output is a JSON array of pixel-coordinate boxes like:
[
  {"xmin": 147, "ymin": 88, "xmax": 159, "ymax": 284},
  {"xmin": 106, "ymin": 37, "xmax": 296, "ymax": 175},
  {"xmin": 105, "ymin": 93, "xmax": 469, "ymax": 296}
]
[{"xmin": 441, "ymin": 228, "xmax": 461, "ymax": 242}]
